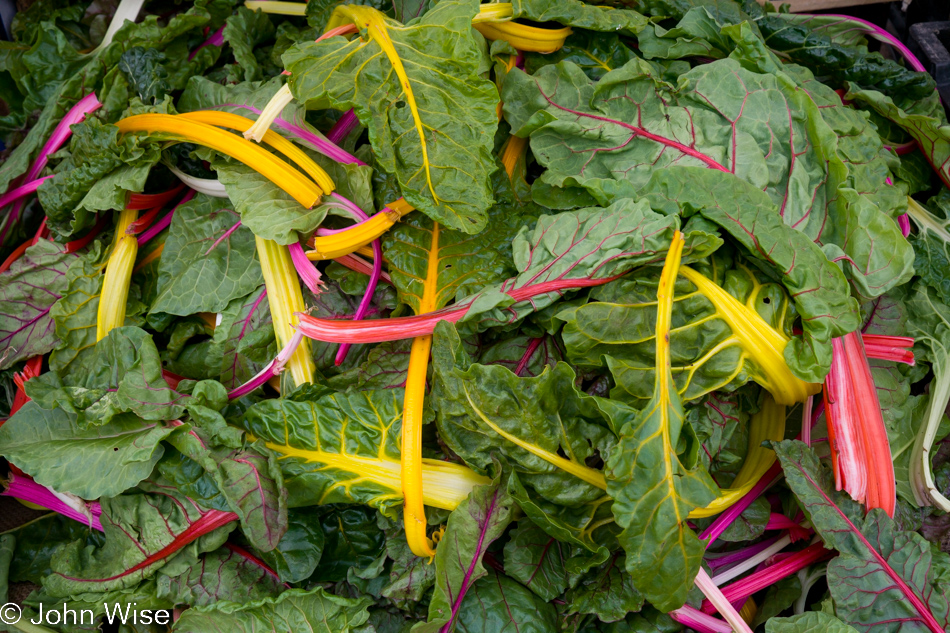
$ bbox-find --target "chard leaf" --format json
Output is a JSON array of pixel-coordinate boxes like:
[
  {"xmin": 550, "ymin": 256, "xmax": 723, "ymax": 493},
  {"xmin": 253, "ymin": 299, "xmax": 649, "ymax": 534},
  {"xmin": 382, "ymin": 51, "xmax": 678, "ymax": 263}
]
[
  {"xmin": 773, "ymin": 440, "xmax": 950, "ymax": 632},
  {"xmin": 26, "ymin": 326, "xmax": 188, "ymax": 425},
  {"xmin": 157, "ymin": 547, "xmax": 285, "ymax": 607},
  {"xmin": 222, "ymin": 6, "xmax": 275, "ymax": 83},
  {"xmin": 168, "ymin": 430, "xmax": 288, "ymax": 552},
  {"xmin": 449, "ymin": 570, "xmax": 558, "ymax": 633},
  {"xmin": 415, "ymin": 482, "xmax": 517, "ymax": 633},
  {"xmin": 509, "ymin": 0, "xmax": 647, "ymax": 32},
  {"xmin": 603, "ymin": 235, "xmax": 718, "ymax": 612},
  {"xmin": 559, "ymin": 256, "xmax": 796, "ymax": 405},
  {"xmin": 216, "ymin": 286, "xmax": 271, "ymax": 390},
  {"xmin": 43, "ymin": 481, "xmax": 236, "ymax": 596},
  {"xmin": 8, "ymin": 515, "xmax": 104, "ymax": 584},
  {"xmin": 240, "ymin": 389, "xmax": 488, "ymax": 515},
  {"xmin": 48, "ymin": 248, "xmax": 106, "ymax": 373},
  {"xmin": 383, "ymin": 206, "xmax": 522, "ymax": 314},
  {"xmin": 907, "ymin": 189, "xmax": 950, "ymax": 307},
  {"xmin": 765, "ymin": 612, "xmax": 859, "ymax": 633},
  {"xmin": 259, "ymin": 506, "xmax": 325, "ymax": 584},
  {"xmin": 215, "ymin": 159, "xmax": 328, "ymax": 245},
  {"xmin": 524, "ymin": 31, "xmax": 638, "ymax": 81},
  {"xmin": 172, "ymin": 587, "xmax": 371, "ymax": 633},
  {"xmin": 564, "ymin": 552, "xmax": 644, "ymax": 623},
  {"xmin": 904, "ymin": 282, "xmax": 950, "ymax": 512},
  {"xmin": 0, "ymin": 239, "xmax": 77, "ymax": 369},
  {"xmin": 327, "ymin": 340, "xmax": 412, "ymax": 391},
  {"xmin": 0, "ymin": 401, "xmax": 174, "ymax": 499},
  {"xmin": 639, "ymin": 166, "xmax": 860, "ymax": 382},
  {"xmin": 432, "ymin": 322, "xmax": 614, "ymax": 506},
  {"xmin": 503, "ymin": 519, "xmax": 578, "ymax": 602},
  {"xmin": 459, "ymin": 199, "xmax": 721, "ymax": 331},
  {"xmin": 848, "ymin": 86, "xmax": 950, "ymax": 191},
  {"xmin": 151, "ymin": 194, "xmax": 263, "ymax": 316},
  {"xmin": 284, "ymin": 0, "xmax": 498, "ymax": 234}
]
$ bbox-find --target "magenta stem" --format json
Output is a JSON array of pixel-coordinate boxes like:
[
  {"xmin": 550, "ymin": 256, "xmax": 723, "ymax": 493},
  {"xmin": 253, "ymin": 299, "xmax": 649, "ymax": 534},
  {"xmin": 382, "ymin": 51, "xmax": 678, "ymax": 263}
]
[
  {"xmin": 137, "ymin": 190, "xmax": 196, "ymax": 246},
  {"xmin": 816, "ymin": 15, "xmax": 927, "ymax": 73},
  {"xmin": 289, "ymin": 241, "xmax": 325, "ymax": 294},
  {"xmin": 669, "ymin": 605, "xmax": 733, "ymax": 633},
  {"xmin": 705, "ymin": 536, "xmax": 783, "ymax": 572},
  {"xmin": 514, "ymin": 338, "xmax": 543, "ymax": 376},
  {"xmin": 189, "ymin": 25, "xmax": 225, "ymax": 60},
  {"xmin": 898, "ymin": 214, "xmax": 911, "ymax": 237},
  {"xmin": 700, "ymin": 461, "xmax": 783, "ymax": 547},
  {"xmin": 2, "ymin": 473, "xmax": 103, "ymax": 531},
  {"xmin": 326, "ymin": 109, "xmax": 360, "ymax": 145},
  {"xmin": 0, "ymin": 176, "xmax": 54, "ymax": 210},
  {"xmin": 326, "ymin": 192, "xmax": 381, "ymax": 366},
  {"xmin": 227, "ymin": 330, "xmax": 304, "ymax": 399}
]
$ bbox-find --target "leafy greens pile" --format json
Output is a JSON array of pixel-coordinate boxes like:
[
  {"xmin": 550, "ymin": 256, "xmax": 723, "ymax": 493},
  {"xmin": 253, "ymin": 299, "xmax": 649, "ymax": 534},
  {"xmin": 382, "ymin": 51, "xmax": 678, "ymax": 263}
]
[{"xmin": 1, "ymin": 0, "xmax": 950, "ymax": 631}]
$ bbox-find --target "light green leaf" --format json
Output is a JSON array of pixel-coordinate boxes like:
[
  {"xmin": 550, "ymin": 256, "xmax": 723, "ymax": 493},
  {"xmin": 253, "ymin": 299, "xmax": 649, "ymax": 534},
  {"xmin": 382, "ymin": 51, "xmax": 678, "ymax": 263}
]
[
  {"xmin": 151, "ymin": 194, "xmax": 263, "ymax": 316},
  {"xmin": 157, "ymin": 547, "xmax": 285, "ymax": 607},
  {"xmin": 172, "ymin": 587, "xmax": 372, "ymax": 633},
  {"xmin": 284, "ymin": 0, "xmax": 499, "ymax": 233},
  {"xmin": 765, "ymin": 612, "xmax": 859, "ymax": 633},
  {"xmin": 0, "ymin": 401, "xmax": 174, "ymax": 499}
]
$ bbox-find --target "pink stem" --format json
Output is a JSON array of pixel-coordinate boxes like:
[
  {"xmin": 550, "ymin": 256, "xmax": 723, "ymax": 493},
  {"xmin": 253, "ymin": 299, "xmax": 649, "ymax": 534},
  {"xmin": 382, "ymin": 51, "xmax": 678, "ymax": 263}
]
[
  {"xmin": 227, "ymin": 330, "xmax": 305, "ymax": 399},
  {"xmin": 802, "ymin": 395, "xmax": 813, "ymax": 447},
  {"xmin": 189, "ymin": 25, "xmax": 225, "ymax": 60},
  {"xmin": 326, "ymin": 109, "xmax": 360, "ymax": 145},
  {"xmin": 700, "ymin": 462, "xmax": 783, "ymax": 547},
  {"xmin": 0, "ymin": 176, "xmax": 54, "ymax": 210},
  {"xmin": 669, "ymin": 605, "xmax": 733, "ymax": 633},
  {"xmin": 514, "ymin": 338, "xmax": 543, "ymax": 376},
  {"xmin": 705, "ymin": 536, "xmax": 782, "ymax": 571},
  {"xmin": 137, "ymin": 190, "xmax": 196, "ymax": 246},
  {"xmin": 334, "ymin": 253, "xmax": 393, "ymax": 285},
  {"xmin": 326, "ymin": 193, "xmax": 381, "ymax": 366},
  {"xmin": 2, "ymin": 472, "xmax": 103, "ymax": 531},
  {"xmin": 898, "ymin": 213, "xmax": 911, "ymax": 237},
  {"xmin": 289, "ymin": 241, "xmax": 326, "ymax": 294},
  {"xmin": 817, "ymin": 15, "xmax": 927, "ymax": 73}
]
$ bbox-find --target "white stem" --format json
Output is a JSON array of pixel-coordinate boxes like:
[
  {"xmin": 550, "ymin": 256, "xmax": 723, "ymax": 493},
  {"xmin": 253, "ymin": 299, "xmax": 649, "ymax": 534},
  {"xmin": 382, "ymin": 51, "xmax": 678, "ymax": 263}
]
[
  {"xmin": 245, "ymin": 84, "xmax": 294, "ymax": 143},
  {"xmin": 91, "ymin": 0, "xmax": 146, "ymax": 54},
  {"xmin": 167, "ymin": 163, "xmax": 229, "ymax": 198},
  {"xmin": 711, "ymin": 535, "xmax": 792, "ymax": 586},
  {"xmin": 694, "ymin": 568, "xmax": 754, "ymax": 633},
  {"xmin": 794, "ymin": 563, "xmax": 827, "ymax": 614}
]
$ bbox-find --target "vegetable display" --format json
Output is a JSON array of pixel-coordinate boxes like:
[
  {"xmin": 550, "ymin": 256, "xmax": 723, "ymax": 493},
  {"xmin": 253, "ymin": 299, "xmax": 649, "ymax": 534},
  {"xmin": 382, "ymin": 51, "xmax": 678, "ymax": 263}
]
[{"xmin": 1, "ymin": 0, "xmax": 949, "ymax": 631}]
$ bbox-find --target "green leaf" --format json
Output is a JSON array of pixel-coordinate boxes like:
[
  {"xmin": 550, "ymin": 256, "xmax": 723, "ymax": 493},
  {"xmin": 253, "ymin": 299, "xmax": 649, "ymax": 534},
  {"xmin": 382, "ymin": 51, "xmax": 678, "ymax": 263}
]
[
  {"xmin": 240, "ymin": 388, "xmax": 488, "ymax": 515},
  {"xmin": 639, "ymin": 166, "xmax": 860, "ymax": 382},
  {"xmin": 0, "ymin": 534, "xmax": 13, "ymax": 610},
  {"xmin": 603, "ymin": 238, "xmax": 718, "ymax": 612},
  {"xmin": 376, "ymin": 515, "xmax": 437, "ymax": 608},
  {"xmin": 765, "ymin": 612, "xmax": 859, "ymax": 633},
  {"xmin": 48, "ymin": 247, "xmax": 105, "ymax": 373},
  {"xmin": 151, "ymin": 194, "xmax": 263, "ymax": 316},
  {"xmin": 284, "ymin": 0, "xmax": 499, "ymax": 234},
  {"xmin": 908, "ymin": 189, "xmax": 950, "ymax": 307},
  {"xmin": 509, "ymin": 0, "xmax": 647, "ymax": 32},
  {"xmin": 563, "ymin": 552, "xmax": 644, "ymax": 623},
  {"xmin": 0, "ymin": 239, "xmax": 77, "ymax": 369},
  {"xmin": 773, "ymin": 440, "xmax": 950, "ymax": 632},
  {"xmin": 172, "ymin": 587, "xmax": 372, "ymax": 633},
  {"xmin": 222, "ymin": 6, "xmax": 276, "ymax": 83},
  {"xmin": 503, "ymin": 519, "xmax": 578, "ymax": 602},
  {"xmin": 382, "ymin": 208, "xmax": 521, "ymax": 314},
  {"xmin": 157, "ymin": 547, "xmax": 285, "ymax": 607},
  {"xmin": 216, "ymin": 286, "xmax": 272, "ymax": 390},
  {"xmin": 314, "ymin": 506, "xmax": 385, "ymax": 583},
  {"xmin": 752, "ymin": 576, "xmax": 803, "ymax": 628},
  {"xmin": 432, "ymin": 322, "xmax": 613, "ymax": 506},
  {"xmin": 524, "ymin": 31, "xmax": 637, "ymax": 81},
  {"xmin": 119, "ymin": 47, "xmax": 171, "ymax": 104},
  {"xmin": 559, "ymin": 255, "xmax": 798, "ymax": 405},
  {"xmin": 44, "ymin": 480, "xmax": 235, "ymax": 596},
  {"xmin": 8, "ymin": 515, "xmax": 104, "ymax": 584},
  {"xmin": 215, "ymin": 159, "xmax": 328, "ymax": 245},
  {"xmin": 0, "ymin": 401, "xmax": 174, "ymax": 499},
  {"xmin": 451, "ymin": 570, "xmax": 557, "ymax": 633},
  {"xmin": 457, "ymin": 199, "xmax": 720, "ymax": 331},
  {"xmin": 27, "ymin": 326, "xmax": 187, "ymax": 425},
  {"xmin": 258, "ymin": 506, "xmax": 326, "ymax": 583},
  {"xmin": 416, "ymin": 482, "xmax": 517, "ymax": 633}
]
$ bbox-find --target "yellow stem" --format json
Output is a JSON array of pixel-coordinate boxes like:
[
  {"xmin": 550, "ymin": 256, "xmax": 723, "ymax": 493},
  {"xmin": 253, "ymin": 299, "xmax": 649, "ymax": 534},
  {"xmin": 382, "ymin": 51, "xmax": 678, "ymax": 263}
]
[
  {"xmin": 501, "ymin": 135, "xmax": 527, "ymax": 178},
  {"xmin": 179, "ymin": 110, "xmax": 335, "ymax": 195},
  {"xmin": 115, "ymin": 114, "xmax": 322, "ymax": 209},
  {"xmin": 255, "ymin": 236, "xmax": 315, "ymax": 387},
  {"xmin": 244, "ymin": 1, "xmax": 306, "ymax": 15},
  {"xmin": 679, "ymin": 266, "xmax": 819, "ymax": 405},
  {"xmin": 307, "ymin": 199, "xmax": 414, "ymax": 260},
  {"xmin": 97, "ymin": 208, "xmax": 138, "ymax": 341},
  {"xmin": 473, "ymin": 21, "xmax": 571, "ymax": 53}
]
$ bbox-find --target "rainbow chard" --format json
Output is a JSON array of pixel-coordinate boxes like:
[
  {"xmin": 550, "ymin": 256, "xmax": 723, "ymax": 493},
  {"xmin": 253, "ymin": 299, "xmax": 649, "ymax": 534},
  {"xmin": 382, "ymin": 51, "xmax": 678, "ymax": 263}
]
[
  {"xmin": 774, "ymin": 440, "xmax": 950, "ymax": 633},
  {"xmin": 604, "ymin": 233, "xmax": 718, "ymax": 612}
]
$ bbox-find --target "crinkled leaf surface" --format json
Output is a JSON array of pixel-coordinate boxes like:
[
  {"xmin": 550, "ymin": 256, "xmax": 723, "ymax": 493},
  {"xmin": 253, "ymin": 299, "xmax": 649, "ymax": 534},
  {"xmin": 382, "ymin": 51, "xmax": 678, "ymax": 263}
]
[
  {"xmin": 432, "ymin": 322, "xmax": 613, "ymax": 507},
  {"xmin": 564, "ymin": 552, "xmax": 644, "ymax": 623},
  {"xmin": 284, "ymin": 0, "xmax": 498, "ymax": 233},
  {"xmin": 908, "ymin": 189, "xmax": 950, "ymax": 307},
  {"xmin": 258, "ymin": 506, "xmax": 325, "ymax": 584},
  {"xmin": 222, "ymin": 6, "xmax": 275, "ymax": 83},
  {"xmin": 0, "ymin": 401, "xmax": 174, "ymax": 499},
  {"xmin": 765, "ymin": 612, "xmax": 860, "ymax": 633},
  {"xmin": 503, "ymin": 519, "xmax": 578, "ymax": 602},
  {"xmin": 773, "ymin": 440, "xmax": 950, "ymax": 632},
  {"xmin": 415, "ymin": 482, "xmax": 516, "ymax": 633},
  {"xmin": 559, "ymin": 256, "xmax": 795, "ymax": 405},
  {"xmin": 151, "ymin": 194, "xmax": 263, "ymax": 316},
  {"xmin": 510, "ymin": 0, "xmax": 647, "ymax": 32},
  {"xmin": 157, "ymin": 547, "xmax": 285, "ymax": 607},
  {"xmin": 0, "ymin": 239, "xmax": 77, "ymax": 369},
  {"xmin": 450, "ymin": 570, "xmax": 558, "ymax": 633},
  {"xmin": 171, "ymin": 587, "xmax": 372, "ymax": 633},
  {"xmin": 215, "ymin": 286, "xmax": 271, "ymax": 389},
  {"xmin": 26, "ymin": 326, "xmax": 188, "ymax": 425},
  {"xmin": 44, "ymin": 480, "xmax": 235, "ymax": 596}
]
